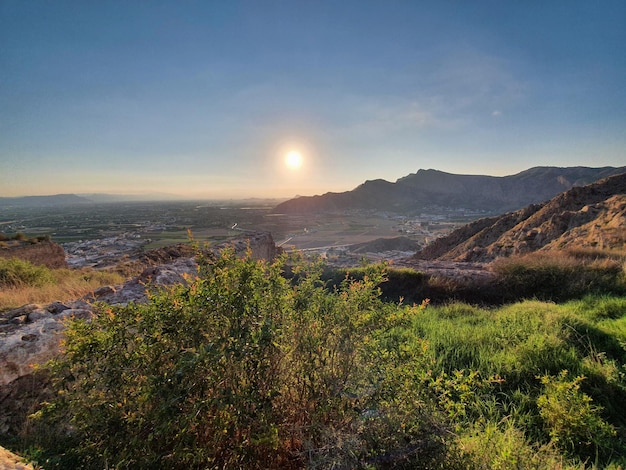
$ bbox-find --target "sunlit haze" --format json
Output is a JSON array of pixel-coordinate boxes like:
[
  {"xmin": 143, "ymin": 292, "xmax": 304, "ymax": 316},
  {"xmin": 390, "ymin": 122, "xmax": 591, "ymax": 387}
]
[{"xmin": 1, "ymin": 1, "xmax": 624, "ymax": 199}]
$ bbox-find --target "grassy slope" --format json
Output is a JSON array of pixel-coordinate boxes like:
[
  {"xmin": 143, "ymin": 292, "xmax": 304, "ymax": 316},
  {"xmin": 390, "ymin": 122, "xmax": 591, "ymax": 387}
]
[{"xmin": 409, "ymin": 296, "xmax": 626, "ymax": 467}]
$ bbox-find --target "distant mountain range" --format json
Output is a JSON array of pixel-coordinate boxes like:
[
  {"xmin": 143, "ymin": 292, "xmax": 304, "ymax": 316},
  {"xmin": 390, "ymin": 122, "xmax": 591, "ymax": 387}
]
[
  {"xmin": 272, "ymin": 166, "xmax": 626, "ymax": 215},
  {"xmin": 410, "ymin": 172, "xmax": 626, "ymax": 262},
  {"xmin": 0, "ymin": 193, "xmax": 286, "ymax": 207},
  {"xmin": 0, "ymin": 194, "xmax": 91, "ymax": 208},
  {"xmin": 0, "ymin": 193, "xmax": 184, "ymax": 207}
]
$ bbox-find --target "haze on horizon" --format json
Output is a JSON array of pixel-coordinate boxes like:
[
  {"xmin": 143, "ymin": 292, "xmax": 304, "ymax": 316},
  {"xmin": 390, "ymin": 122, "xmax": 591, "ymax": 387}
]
[{"xmin": 1, "ymin": 1, "xmax": 625, "ymax": 200}]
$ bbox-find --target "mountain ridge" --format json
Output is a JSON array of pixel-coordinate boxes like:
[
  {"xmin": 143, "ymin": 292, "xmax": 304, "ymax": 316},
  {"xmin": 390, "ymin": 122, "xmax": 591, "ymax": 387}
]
[{"xmin": 272, "ymin": 166, "xmax": 626, "ymax": 215}]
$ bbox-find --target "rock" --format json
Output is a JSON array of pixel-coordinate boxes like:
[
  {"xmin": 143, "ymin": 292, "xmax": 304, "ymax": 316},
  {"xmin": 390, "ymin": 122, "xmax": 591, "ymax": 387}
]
[
  {"xmin": 63, "ymin": 233, "xmax": 150, "ymax": 268},
  {"xmin": 4, "ymin": 305, "xmax": 41, "ymax": 319},
  {"xmin": 9, "ymin": 316, "xmax": 27, "ymax": 325},
  {"xmin": 26, "ymin": 310, "xmax": 48, "ymax": 322},
  {"xmin": 93, "ymin": 285, "xmax": 116, "ymax": 298},
  {"xmin": 0, "ymin": 318, "xmax": 65, "ymax": 386},
  {"xmin": 46, "ymin": 301, "xmax": 70, "ymax": 314}
]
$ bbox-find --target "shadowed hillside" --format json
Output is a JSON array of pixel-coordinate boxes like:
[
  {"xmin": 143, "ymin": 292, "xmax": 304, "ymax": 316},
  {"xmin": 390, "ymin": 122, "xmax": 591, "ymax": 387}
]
[{"xmin": 412, "ymin": 172, "xmax": 626, "ymax": 262}]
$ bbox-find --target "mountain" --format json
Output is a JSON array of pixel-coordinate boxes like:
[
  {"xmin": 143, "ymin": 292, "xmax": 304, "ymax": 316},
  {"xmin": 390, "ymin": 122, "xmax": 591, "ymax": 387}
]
[
  {"xmin": 411, "ymin": 172, "xmax": 626, "ymax": 262},
  {"xmin": 0, "ymin": 193, "xmax": 189, "ymax": 207},
  {"xmin": 0, "ymin": 194, "xmax": 92, "ymax": 208},
  {"xmin": 272, "ymin": 166, "xmax": 626, "ymax": 215}
]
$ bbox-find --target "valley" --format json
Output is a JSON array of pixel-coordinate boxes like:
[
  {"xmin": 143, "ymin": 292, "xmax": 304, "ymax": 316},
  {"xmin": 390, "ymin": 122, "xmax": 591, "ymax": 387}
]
[{"xmin": 0, "ymin": 200, "xmax": 474, "ymax": 268}]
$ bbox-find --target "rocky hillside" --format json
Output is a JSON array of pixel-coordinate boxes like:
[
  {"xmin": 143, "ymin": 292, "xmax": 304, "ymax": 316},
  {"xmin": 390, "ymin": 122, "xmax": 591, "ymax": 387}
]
[
  {"xmin": 273, "ymin": 166, "xmax": 626, "ymax": 215},
  {"xmin": 411, "ymin": 172, "xmax": 626, "ymax": 262}
]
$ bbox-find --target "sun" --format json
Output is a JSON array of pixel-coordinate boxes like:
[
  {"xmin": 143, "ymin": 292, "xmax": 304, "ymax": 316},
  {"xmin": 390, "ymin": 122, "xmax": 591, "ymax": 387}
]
[{"xmin": 285, "ymin": 150, "xmax": 303, "ymax": 170}]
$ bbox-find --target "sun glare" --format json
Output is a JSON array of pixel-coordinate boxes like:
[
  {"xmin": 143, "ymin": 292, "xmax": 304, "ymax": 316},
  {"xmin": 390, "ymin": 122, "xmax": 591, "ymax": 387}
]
[{"xmin": 285, "ymin": 150, "xmax": 303, "ymax": 170}]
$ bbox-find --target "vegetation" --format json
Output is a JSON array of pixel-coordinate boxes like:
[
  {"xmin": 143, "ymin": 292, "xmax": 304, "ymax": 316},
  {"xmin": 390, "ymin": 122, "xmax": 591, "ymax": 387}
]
[
  {"xmin": 0, "ymin": 257, "xmax": 55, "ymax": 288},
  {"xmin": 11, "ymin": 249, "xmax": 625, "ymax": 469},
  {"xmin": 0, "ymin": 258, "xmax": 124, "ymax": 311},
  {"xmin": 322, "ymin": 249, "xmax": 626, "ymax": 306},
  {"xmin": 492, "ymin": 251, "xmax": 626, "ymax": 303}
]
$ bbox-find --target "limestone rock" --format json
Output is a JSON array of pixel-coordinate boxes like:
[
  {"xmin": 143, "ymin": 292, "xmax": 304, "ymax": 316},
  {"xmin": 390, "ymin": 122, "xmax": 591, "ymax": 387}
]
[{"xmin": 0, "ymin": 305, "xmax": 94, "ymax": 386}]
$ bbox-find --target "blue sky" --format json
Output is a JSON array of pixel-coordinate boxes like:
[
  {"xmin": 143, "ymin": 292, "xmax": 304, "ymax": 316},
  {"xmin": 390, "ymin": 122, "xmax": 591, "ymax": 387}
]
[{"xmin": 1, "ymin": 1, "xmax": 624, "ymax": 199}]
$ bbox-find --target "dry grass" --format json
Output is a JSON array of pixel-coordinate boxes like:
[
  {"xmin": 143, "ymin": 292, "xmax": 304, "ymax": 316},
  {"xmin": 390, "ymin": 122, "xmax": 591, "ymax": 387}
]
[
  {"xmin": 0, "ymin": 268, "xmax": 124, "ymax": 312},
  {"xmin": 493, "ymin": 250, "xmax": 624, "ymax": 271},
  {"xmin": 490, "ymin": 250, "xmax": 626, "ymax": 303}
]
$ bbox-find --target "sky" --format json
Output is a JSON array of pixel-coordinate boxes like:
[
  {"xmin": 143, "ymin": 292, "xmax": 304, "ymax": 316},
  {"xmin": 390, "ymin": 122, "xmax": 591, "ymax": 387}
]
[{"xmin": 1, "ymin": 1, "xmax": 625, "ymax": 199}]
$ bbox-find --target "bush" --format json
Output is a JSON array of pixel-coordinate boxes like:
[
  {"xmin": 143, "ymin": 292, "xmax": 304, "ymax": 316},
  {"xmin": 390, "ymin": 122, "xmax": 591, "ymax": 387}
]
[
  {"xmin": 0, "ymin": 258, "xmax": 54, "ymax": 288},
  {"xmin": 33, "ymin": 249, "xmax": 445, "ymax": 469},
  {"xmin": 537, "ymin": 371, "xmax": 616, "ymax": 461}
]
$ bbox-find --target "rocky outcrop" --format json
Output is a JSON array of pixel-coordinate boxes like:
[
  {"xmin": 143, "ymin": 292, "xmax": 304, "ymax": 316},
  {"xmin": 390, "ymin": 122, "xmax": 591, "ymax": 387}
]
[
  {"xmin": 410, "ymin": 172, "xmax": 626, "ymax": 262},
  {"xmin": 0, "ymin": 301, "xmax": 94, "ymax": 386},
  {"xmin": 63, "ymin": 233, "xmax": 150, "ymax": 268},
  {"xmin": 0, "ymin": 241, "xmax": 67, "ymax": 269},
  {"xmin": 226, "ymin": 231, "xmax": 281, "ymax": 261}
]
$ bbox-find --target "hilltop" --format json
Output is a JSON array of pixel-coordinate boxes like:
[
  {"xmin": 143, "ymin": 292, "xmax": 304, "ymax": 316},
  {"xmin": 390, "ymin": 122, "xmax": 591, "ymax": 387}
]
[
  {"xmin": 272, "ymin": 166, "xmax": 626, "ymax": 215},
  {"xmin": 410, "ymin": 172, "xmax": 626, "ymax": 262}
]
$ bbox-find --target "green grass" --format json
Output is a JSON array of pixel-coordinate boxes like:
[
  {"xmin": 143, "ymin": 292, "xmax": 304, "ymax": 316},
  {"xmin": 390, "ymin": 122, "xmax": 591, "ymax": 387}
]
[{"xmin": 409, "ymin": 295, "xmax": 626, "ymax": 464}]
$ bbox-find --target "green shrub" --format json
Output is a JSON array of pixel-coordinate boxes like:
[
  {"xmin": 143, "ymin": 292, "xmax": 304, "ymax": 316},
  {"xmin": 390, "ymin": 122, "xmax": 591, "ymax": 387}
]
[
  {"xmin": 32, "ymin": 249, "xmax": 445, "ymax": 469},
  {"xmin": 0, "ymin": 258, "xmax": 54, "ymax": 287},
  {"xmin": 460, "ymin": 419, "xmax": 585, "ymax": 470},
  {"xmin": 537, "ymin": 371, "xmax": 616, "ymax": 461}
]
